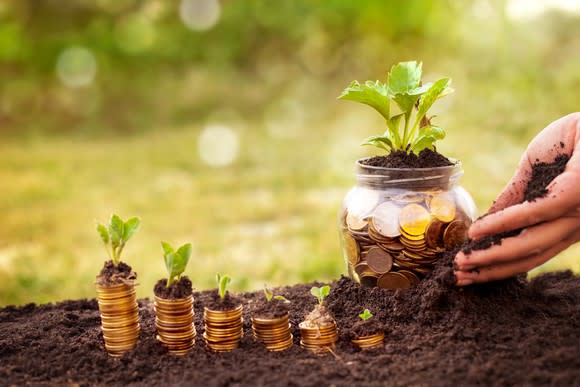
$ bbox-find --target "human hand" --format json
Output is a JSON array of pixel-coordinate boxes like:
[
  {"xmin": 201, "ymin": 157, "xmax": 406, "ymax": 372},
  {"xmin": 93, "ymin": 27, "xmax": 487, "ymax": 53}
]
[{"xmin": 455, "ymin": 112, "xmax": 580, "ymax": 285}]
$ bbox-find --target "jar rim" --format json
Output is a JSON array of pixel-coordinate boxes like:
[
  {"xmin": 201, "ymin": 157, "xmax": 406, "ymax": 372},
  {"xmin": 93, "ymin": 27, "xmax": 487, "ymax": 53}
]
[{"xmin": 356, "ymin": 157, "xmax": 461, "ymax": 173}]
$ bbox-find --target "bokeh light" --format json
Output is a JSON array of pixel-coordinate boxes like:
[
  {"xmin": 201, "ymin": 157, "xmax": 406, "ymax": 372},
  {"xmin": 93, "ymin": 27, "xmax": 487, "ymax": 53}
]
[
  {"xmin": 198, "ymin": 124, "xmax": 239, "ymax": 167},
  {"xmin": 179, "ymin": 0, "xmax": 221, "ymax": 31},
  {"xmin": 506, "ymin": 0, "xmax": 580, "ymax": 20},
  {"xmin": 55, "ymin": 46, "xmax": 97, "ymax": 88}
]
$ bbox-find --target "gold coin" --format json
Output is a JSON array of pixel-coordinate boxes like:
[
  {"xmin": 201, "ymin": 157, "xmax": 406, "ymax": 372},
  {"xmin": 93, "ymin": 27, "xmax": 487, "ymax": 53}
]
[
  {"xmin": 366, "ymin": 247, "xmax": 393, "ymax": 274},
  {"xmin": 443, "ymin": 220, "xmax": 469, "ymax": 250},
  {"xmin": 377, "ymin": 272, "xmax": 412, "ymax": 289},
  {"xmin": 346, "ymin": 212, "xmax": 368, "ymax": 231},
  {"xmin": 359, "ymin": 273, "xmax": 379, "ymax": 288},
  {"xmin": 425, "ymin": 219, "xmax": 446, "ymax": 248},
  {"xmin": 371, "ymin": 202, "xmax": 402, "ymax": 238},
  {"xmin": 391, "ymin": 192, "xmax": 426, "ymax": 204},
  {"xmin": 429, "ymin": 192, "xmax": 456, "ymax": 223},
  {"xmin": 343, "ymin": 232, "xmax": 360, "ymax": 266},
  {"xmin": 399, "ymin": 203, "xmax": 431, "ymax": 236},
  {"xmin": 398, "ymin": 270, "xmax": 421, "ymax": 286}
]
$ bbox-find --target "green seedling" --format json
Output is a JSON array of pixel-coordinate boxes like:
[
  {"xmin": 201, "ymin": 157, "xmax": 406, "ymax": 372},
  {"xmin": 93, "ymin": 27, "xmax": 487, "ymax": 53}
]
[
  {"xmin": 338, "ymin": 60, "xmax": 453, "ymax": 154},
  {"xmin": 263, "ymin": 285, "xmax": 290, "ymax": 303},
  {"xmin": 161, "ymin": 241, "xmax": 192, "ymax": 287},
  {"xmin": 216, "ymin": 273, "xmax": 232, "ymax": 300},
  {"xmin": 310, "ymin": 285, "xmax": 331, "ymax": 306},
  {"xmin": 359, "ymin": 309, "xmax": 373, "ymax": 321},
  {"xmin": 96, "ymin": 214, "xmax": 141, "ymax": 266}
]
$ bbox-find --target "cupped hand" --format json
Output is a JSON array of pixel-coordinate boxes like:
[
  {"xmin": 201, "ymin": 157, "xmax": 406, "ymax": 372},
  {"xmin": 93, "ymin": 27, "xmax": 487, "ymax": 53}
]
[{"xmin": 455, "ymin": 112, "xmax": 580, "ymax": 285}]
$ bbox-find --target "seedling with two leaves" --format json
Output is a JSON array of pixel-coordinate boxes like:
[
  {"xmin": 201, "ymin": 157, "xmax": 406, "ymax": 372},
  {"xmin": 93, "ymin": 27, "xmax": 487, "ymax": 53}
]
[
  {"xmin": 161, "ymin": 241, "xmax": 192, "ymax": 287},
  {"xmin": 359, "ymin": 309, "xmax": 373, "ymax": 321},
  {"xmin": 339, "ymin": 61, "xmax": 453, "ymax": 154},
  {"xmin": 97, "ymin": 214, "xmax": 140, "ymax": 266},
  {"xmin": 310, "ymin": 285, "xmax": 331, "ymax": 306},
  {"xmin": 263, "ymin": 285, "xmax": 290, "ymax": 303},
  {"xmin": 216, "ymin": 273, "xmax": 232, "ymax": 300}
]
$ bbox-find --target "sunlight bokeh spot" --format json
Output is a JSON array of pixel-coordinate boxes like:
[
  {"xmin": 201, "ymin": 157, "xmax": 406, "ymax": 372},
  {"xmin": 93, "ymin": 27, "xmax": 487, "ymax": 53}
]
[
  {"xmin": 198, "ymin": 125, "xmax": 239, "ymax": 167},
  {"xmin": 179, "ymin": 0, "xmax": 221, "ymax": 31},
  {"xmin": 56, "ymin": 46, "xmax": 97, "ymax": 88},
  {"xmin": 506, "ymin": 0, "xmax": 580, "ymax": 20}
]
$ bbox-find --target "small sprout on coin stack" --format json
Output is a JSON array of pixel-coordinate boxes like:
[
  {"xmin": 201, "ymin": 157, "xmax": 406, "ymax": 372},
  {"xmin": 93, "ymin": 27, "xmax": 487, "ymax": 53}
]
[
  {"xmin": 203, "ymin": 273, "xmax": 244, "ymax": 352},
  {"xmin": 351, "ymin": 308, "xmax": 384, "ymax": 350},
  {"xmin": 95, "ymin": 214, "xmax": 141, "ymax": 357},
  {"xmin": 299, "ymin": 285, "xmax": 338, "ymax": 353},
  {"xmin": 251, "ymin": 285, "xmax": 294, "ymax": 352},
  {"xmin": 154, "ymin": 241, "xmax": 196, "ymax": 355}
]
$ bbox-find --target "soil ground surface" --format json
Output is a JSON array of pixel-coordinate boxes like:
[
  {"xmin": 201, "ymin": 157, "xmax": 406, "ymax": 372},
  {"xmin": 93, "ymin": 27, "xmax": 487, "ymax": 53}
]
[
  {"xmin": 362, "ymin": 149, "xmax": 453, "ymax": 168},
  {"xmin": 2, "ymin": 253, "xmax": 579, "ymax": 386}
]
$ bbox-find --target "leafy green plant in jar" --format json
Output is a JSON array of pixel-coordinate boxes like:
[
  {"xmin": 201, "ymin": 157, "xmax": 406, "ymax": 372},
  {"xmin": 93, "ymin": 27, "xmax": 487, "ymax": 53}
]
[{"xmin": 338, "ymin": 61, "xmax": 477, "ymax": 289}]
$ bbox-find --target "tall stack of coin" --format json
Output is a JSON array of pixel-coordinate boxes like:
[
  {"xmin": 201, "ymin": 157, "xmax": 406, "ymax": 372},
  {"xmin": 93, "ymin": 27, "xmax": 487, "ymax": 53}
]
[
  {"xmin": 341, "ymin": 190, "xmax": 471, "ymax": 289},
  {"xmin": 203, "ymin": 305, "xmax": 243, "ymax": 352},
  {"xmin": 251, "ymin": 313, "xmax": 293, "ymax": 352},
  {"xmin": 299, "ymin": 321, "xmax": 339, "ymax": 354},
  {"xmin": 96, "ymin": 282, "xmax": 140, "ymax": 357},
  {"xmin": 351, "ymin": 331, "xmax": 385, "ymax": 350},
  {"xmin": 154, "ymin": 295, "xmax": 196, "ymax": 355}
]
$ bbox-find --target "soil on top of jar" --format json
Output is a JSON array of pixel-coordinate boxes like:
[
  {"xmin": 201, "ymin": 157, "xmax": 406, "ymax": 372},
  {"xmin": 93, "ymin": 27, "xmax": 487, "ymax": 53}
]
[
  {"xmin": 251, "ymin": 298, "xmax": 290, "ymax": 319},
  {"xmin": 96, "ymin": 260, "xmax": 137, "ymax": 286},
  {"xmin": 204, "ymin": 291, "xmax": 243, "ymax": 311},
  {"xmin": 362, "ymin": 148, "xmax": 454, "ymax": 169},
  {"xmin": 153, "ymin": 276, "xmax": 192, "ymax": 300},
  {"xmin": 463, "ymin": 153, "xmax": 570, "ymax": 254}
]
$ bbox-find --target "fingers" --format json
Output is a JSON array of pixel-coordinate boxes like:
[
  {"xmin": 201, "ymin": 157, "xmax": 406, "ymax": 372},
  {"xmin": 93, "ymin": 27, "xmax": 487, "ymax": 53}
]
[
  {"xmin": 456, "ymin": 216, "xmax": 579, "ymax": 270},
  {"xmin": 469, "ymin": 169, "xmax": 580, "ymax": 240},
  {"xmin": 455, "ymin": 238, "xmax": 573, "ymax": 285}
]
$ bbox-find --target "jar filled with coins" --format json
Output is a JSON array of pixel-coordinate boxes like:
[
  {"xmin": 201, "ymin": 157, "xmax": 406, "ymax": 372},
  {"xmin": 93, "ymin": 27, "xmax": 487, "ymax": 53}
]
[{"xmin": 339, "ymin": 159, "xmax": 476, "ymax": 289}]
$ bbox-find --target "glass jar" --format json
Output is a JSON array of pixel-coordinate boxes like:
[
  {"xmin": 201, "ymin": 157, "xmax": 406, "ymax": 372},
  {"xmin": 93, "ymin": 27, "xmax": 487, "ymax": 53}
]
[{"xmin": 338, "ymin": 158, "xmax": 477, "ymax": 289}]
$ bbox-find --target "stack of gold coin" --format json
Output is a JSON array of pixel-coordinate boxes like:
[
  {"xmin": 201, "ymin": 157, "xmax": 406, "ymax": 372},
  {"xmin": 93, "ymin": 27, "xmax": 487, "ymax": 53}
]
[
  {"xmin": 96, "ymin": 283, "xmax": 140, "ymax": 357},
  {"xmin": 299, "ymin": 321, "xmax": 339, "ymax": 354},
  {"xmin": 203, "ymin": 305, "xmax": 243, "ymax": 352},
  {"xmin": 251, "ymin": 313, "xmax": 293, "ymax": 352},
  {"xmin": 351, "ymin": 332, "xmax": 385, "ymax": 350},
  {"xmin": 341, "ymin": 189, "xmax": 472, "ymax": 289},
  {"xmin": 154, "ymin": 295, "xmax": 196, "ymax": 355}
]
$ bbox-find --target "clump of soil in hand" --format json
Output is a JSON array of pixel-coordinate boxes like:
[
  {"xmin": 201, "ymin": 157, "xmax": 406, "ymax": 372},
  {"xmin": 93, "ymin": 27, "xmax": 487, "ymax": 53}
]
[
  {"xmin": 252, "ymin": 298, "xmax": 290, "ymax": 319},
  {"xmin": 463, "ymin": 153, "xmax": 570, "ymax": 253},
  {"xmin": 205, "ymin": 292, "xmax": 243, "ymax": 311},
  {"xmin": 301, "ymin": 304, "xmax": 335, "ymax": 328},
  {"xmin": 153, "ymin": 277, "xmax": 192, "ymax": 300},
  {"xmin": 96, "ymin": 260, "xmax": 136, "ymax": 286},
  {"xmin": 362, "ymin": 148, "xmax": 453, "ymax": 168}
]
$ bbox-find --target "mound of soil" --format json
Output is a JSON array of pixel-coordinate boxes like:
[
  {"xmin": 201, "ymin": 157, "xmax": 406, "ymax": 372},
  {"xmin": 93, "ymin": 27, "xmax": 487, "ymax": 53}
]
[
  {"xmin": 362, "ymin": 148, "xmax": 453, "ymax": 168},
  {"xmin": 1, "ymin": 257, "xmax": 578, "ymax": 386},
  {"xmin": 204, "ymin": 291, "xmax": 243, "ymax": 311},
  {"xmin": 153, "ymin": 277, "xmax": 193, "ymax": 300},
  {"xmin": 251, "ymin": 298, "xmax": 290, "ymax": 319},
  {"xmin": 96, "ymin": 260, "xmax": 136, "ymax": 286},
  {"xmin": 463, "ymin": 153, "xmax": 570, "ymax": 253}
]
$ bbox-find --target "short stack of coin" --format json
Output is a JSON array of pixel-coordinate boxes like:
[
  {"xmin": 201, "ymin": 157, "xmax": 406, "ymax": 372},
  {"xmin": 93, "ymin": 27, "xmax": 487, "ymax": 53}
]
[
  {"xmin": 351, "ymin": 331, "xmax": 385, "ymax": 350},
  {"xmin": 251, "ymin": 313, "xmax": 293, "ymax": 352},
  {"xmin": 341, "ymin": 190, "xmax": 471, "ymax": 289},
  {"xmin": 203, "ymin": 305, "xmax": 243, "ymax": 352},
  {"xmin": 299, "ymin": 321, "xmax": 339, "ymax": 354},
  {"xmin": 154, "ymin": 295, "xmax": 196, "ymax": 355},
  {"xmin": 96, "ymin": 282, "xmax": 140, "ymax": 357}
]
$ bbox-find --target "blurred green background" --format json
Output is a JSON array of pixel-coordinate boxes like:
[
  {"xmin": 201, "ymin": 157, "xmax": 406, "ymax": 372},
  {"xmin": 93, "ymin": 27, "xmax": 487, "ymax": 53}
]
[{"xmin": 1, "ymin": 0, "xmax": 579, "ymax": 306}]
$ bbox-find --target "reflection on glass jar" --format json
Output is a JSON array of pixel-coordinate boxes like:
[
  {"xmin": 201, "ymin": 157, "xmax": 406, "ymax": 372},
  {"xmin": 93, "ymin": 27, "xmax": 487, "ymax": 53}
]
[{"xmin": 339, "ymin": 159, "xmax": 477, "ymax": 289}]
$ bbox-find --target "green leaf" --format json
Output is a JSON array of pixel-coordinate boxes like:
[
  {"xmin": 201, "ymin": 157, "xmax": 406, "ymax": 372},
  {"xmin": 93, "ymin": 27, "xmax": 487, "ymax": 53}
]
[
  {"xmin": 263, "ymin": 286, "xmax": 273, "ymax": 302},
  {"xmin": 109, "ymin": 214, "xmax": 124, "ymax": 247},
  {"xmin": 359, "ymin": 308, "xmax": 373, "ymax": 321},
  {"xmin": 217, "ymin": 273, "xmax": 231, "ymax": 300},
  {"xmin": 338, "ymin": 80, "xmax": 390, "ymax": 120},
  {"xmin": 164, "ymin": 252, "xmax": 175, "ymax": 280},
  {"xmin": 320, "ymin": 285, "xmax": 330, "ymax": 299},
  {"xmin": 310, "ymin": 285, "xmax": 331, "ymax": 305},
  {"xmin": 411, "ymin": 136, "xmax": 437, "ymax": 153},
  {"xmin": 122, "ymin": 217, "xmax": 140, "ymax": 243},
  {"xmin": 416, "ymin": 78, "xmax": 452, "ymax": 124},
  {"xmin": 174, "ymin": 243, "xmax": 192, "ymax": 272},
  {"xmin": 273, "ymin": 295, "xmax": 290, "ymax": 303},
  {"xmin": 161, "ymin": 241, "xmax": 174, "ymax": 256},
  {"xmin": 387, "ymin": 61, "xmax": 422, "ymax": 95},
  {"xmin": 361, "ymin": 135, "xmax": 392, "ymax": 152},
  {"xmin": 96, "ymin": 223, "xmax": 109, "ymax": 244},
  {"xmin": 418, "ymin": 125, "xmax": 445, "ymax": 141}
]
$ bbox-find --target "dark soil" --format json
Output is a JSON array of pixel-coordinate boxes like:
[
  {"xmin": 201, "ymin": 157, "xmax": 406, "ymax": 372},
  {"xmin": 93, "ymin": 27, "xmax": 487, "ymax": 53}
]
[
  {"xmin": 347, "ymin": 318, "xmax": 384, "ymax": 340},
  {"xmin": 204, "ymin": 291, "xmax": 243, "ymax": 311},
  {"xmin": 96, "ymin": 260, "xmax": 136, "ymax": 286},
  {"xmin": 251, "ymin": 298, "xmax": 290, "ymax": 319},
  {"xmin": 1, "ymin": 255, "xmax": 579, "ymax": 386},
  {"xmin": 463, "ymin": 153, "xmax": 570, "ymax": 254},
  {"xmin": 153, "ymin": 277, "xmax": 193, "ymax": 300},
  {"xmin": 362, "ymin": 148, "xmax": 453, "ymax": 168}
]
